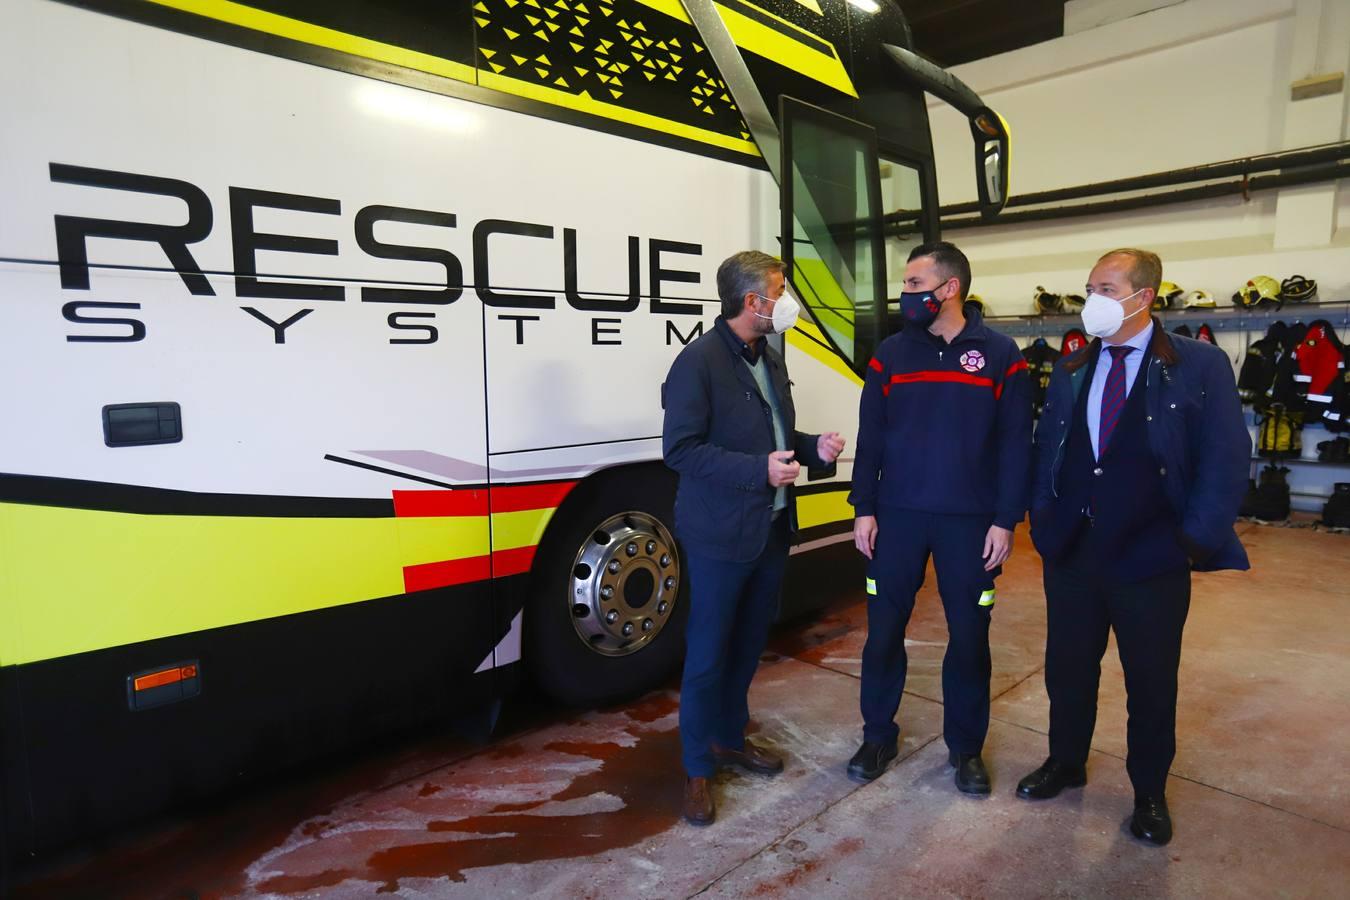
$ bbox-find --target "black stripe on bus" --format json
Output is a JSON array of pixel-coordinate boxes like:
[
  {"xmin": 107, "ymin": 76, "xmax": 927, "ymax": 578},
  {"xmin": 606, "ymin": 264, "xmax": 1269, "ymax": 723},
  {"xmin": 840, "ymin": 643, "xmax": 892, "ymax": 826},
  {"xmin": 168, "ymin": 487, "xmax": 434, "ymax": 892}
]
[
  {"xmin": 794, "ymin": 480, "xmax": 851, "ymax": 497},
  {"xmin": 716, "ymin": 0, "xmax": 834, "ymax": 57},
  {"xmin": 0, "ymin": 473, "xmax": 397, "ymax": 518}
]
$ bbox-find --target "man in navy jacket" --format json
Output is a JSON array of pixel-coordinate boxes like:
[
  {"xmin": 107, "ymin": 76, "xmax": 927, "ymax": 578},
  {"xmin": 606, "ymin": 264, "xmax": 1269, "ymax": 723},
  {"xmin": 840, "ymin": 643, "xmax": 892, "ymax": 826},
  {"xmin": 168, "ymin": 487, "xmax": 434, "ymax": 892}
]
[
  {"xmin": 847, "ymin": 241, "xmax": 1032, "ymax": 792},
  {"xmin": 1017, "ymin": 248, "xmax": 1250, "ymax": 847},
  {"xmin": 662, "ymin": 250, "xmax": 845, "ymax": 826}
]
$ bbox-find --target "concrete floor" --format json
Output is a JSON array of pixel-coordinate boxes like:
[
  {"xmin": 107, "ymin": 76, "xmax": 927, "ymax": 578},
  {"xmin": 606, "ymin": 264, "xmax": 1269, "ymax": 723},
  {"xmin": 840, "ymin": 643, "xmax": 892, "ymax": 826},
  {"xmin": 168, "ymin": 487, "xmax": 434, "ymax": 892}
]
[{"xmin": 13, "ymin": 522, "xmax": 1350, "ymax": 899}]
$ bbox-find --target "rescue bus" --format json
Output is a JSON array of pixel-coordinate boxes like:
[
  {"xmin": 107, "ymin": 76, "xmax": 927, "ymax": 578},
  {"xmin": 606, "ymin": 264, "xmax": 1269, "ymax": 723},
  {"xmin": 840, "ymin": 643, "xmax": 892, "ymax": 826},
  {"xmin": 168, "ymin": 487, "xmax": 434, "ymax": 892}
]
[{"xmin": 0, "ymin": 0, "xmax": 1009, "ymax": 856}]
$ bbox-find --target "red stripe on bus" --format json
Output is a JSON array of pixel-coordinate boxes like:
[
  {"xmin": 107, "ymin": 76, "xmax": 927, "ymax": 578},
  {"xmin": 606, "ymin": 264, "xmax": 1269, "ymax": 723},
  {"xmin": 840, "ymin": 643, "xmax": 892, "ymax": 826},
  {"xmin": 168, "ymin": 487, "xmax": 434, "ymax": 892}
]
[
  {"xmin": 393, "ymin": 489, "xmax": 489, "ymax": 517},
  {"xmin": 403, "ymin": 555, "xmax": 492, "ymax": 592},
  {"xmin": 394, "ymin": 482, "xmax": 576, "ymax": 517},
  {"xmin": 492, "ymin": 545, "xmax": 537, "ymax": 576},
  {"xmin": 490, "ymin": 481, "xmax": 578, "ymax": 513}
]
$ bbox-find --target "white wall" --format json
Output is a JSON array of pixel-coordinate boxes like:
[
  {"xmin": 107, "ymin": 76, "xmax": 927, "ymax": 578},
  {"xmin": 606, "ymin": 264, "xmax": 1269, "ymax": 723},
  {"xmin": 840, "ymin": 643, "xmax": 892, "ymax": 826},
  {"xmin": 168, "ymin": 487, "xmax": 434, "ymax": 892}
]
[{"xmin": 927, "ymin": 0, "xmax": 1350, "ymax": 319}]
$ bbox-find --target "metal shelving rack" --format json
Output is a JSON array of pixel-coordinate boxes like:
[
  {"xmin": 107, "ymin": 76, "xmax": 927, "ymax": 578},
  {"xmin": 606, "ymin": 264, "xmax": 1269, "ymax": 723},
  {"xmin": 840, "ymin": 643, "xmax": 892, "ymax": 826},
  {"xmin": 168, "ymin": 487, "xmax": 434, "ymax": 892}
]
[{"xmin": 983, "ymin": 299, "xmax": 1350, "ymax": 338}]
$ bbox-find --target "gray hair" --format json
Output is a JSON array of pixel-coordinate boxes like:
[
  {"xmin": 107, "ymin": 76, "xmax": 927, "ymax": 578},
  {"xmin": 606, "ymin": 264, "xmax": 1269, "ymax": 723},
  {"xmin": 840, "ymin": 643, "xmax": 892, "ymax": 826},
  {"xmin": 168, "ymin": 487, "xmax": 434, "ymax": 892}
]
[{"xmin": 717, "ymin": 250, "xmax": 785, "ymax": 319}]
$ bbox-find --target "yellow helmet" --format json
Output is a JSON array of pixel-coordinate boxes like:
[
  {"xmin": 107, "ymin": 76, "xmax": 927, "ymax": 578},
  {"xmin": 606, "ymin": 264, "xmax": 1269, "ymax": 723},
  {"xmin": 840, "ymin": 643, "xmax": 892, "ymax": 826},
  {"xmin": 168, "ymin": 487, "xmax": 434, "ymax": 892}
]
[
  {"xmin": 1233, "ymin": 276, "xmax": 1282, "ymax": 309},
  {"xmin": 964, "ymin": 294, "xmax": 988, "ymax": 318},
  {"xmin": 1155, "ymin": 281, "xmax": 1183, "ymax": 310}
]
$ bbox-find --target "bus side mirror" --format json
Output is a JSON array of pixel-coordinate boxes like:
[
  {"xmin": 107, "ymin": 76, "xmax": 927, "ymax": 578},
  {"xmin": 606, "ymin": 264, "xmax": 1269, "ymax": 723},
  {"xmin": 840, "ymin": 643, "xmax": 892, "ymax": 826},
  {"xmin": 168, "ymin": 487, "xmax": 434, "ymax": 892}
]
[{"xmin": 970, "ymin": 109, "xmax": 1011, "ymax": 220}]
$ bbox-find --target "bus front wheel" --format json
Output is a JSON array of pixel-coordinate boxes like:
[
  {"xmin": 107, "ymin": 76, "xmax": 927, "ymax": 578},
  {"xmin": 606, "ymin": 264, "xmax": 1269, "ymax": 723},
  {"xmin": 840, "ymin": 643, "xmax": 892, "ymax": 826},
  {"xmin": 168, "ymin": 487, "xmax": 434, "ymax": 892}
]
[{"xmin": 527, "ymin": 466, "xmax": 688, "ymax": 706}]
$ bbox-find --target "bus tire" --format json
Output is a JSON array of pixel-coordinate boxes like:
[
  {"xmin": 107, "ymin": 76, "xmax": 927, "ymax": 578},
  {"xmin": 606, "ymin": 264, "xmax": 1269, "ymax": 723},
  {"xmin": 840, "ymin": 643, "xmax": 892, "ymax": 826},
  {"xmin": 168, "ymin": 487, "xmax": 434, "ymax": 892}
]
[{"xmin": 526, "ymin": 465, "xmax": 688, "ymax": 707}]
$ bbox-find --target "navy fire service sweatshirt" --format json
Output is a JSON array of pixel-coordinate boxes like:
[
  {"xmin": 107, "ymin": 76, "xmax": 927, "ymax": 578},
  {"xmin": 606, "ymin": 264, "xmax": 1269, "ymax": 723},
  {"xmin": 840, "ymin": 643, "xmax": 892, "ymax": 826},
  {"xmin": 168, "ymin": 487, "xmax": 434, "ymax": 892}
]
[{"xmin": 848, "ymin": 309, "xmax": 1033, "ymax": 530}]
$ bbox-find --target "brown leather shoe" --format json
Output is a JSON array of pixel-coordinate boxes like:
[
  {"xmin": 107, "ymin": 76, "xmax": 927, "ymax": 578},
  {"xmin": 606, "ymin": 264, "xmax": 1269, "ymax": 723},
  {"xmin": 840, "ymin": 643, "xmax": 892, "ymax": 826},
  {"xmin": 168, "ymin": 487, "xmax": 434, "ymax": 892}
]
[
  {"xmin": 683, "ymin": 776, "xmax": 715, "ymax": 826},
  {"xmin": 713, "ymin": 739, "xmax": 784, "ymax": 776}
]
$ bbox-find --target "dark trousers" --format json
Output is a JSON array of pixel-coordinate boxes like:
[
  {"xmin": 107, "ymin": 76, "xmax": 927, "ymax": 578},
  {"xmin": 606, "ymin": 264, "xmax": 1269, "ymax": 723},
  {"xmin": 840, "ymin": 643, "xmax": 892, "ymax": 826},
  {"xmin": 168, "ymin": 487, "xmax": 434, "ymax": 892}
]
[
  {"xmin": 860, "ymin": 508, "xmax": 996, "ymax": 753},
  {"xmin": 1044, "ymin": 548, "xmax": 1191, "ymax": 798},
  {"xmin": 679, "ymin": 516, "xmax": 789, "ymax": 777}
]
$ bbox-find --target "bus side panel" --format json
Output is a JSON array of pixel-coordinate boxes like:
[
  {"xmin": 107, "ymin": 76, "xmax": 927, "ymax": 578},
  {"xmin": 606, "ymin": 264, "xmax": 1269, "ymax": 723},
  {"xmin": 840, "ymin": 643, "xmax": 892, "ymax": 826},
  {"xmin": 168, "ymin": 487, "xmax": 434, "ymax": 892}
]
[{"xmin": 3, "ymin": 575, "xmax": 511, "ymax": 855}]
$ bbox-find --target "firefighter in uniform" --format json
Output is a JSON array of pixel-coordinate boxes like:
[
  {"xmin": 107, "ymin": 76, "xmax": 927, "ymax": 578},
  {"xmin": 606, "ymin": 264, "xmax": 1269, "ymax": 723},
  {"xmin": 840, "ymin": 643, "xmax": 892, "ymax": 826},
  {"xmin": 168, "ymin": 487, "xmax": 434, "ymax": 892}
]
[{"xmin": 847, "ymin": 241, "xmax": 1032, "ymax": 792}]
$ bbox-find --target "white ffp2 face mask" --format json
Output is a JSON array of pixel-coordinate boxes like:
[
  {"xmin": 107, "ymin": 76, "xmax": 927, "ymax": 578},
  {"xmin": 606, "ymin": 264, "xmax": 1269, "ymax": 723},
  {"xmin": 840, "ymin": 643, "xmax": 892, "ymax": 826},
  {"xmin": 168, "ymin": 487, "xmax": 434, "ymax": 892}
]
[
  {"xmin": 1081, "ymin": 288, "xmax": 1145, "ymax": 338},
  {"xmin": 755, "ymin": 292, "xmax": 801, "ymax": 334}
]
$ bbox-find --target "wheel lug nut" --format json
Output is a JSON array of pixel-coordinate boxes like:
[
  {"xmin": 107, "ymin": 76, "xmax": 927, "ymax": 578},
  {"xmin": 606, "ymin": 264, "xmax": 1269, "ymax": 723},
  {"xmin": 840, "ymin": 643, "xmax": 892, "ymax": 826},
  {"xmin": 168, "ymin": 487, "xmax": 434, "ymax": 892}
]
[
  {"xmin": 606, "ymin": 609, "xmax": 619, "ymax": 624},
  {"xmin": 607, "ymin": 560, "xmax": 621, "ymax": 574},
  {"xmin": 622, "ymin": 622, "xmax": 634, "ymax": 636},
  {"xmin": 626, "ymin": 542, "xmax": 638, "ymax": 557},
  {"xmin": 646, "ymin": 540, "xmax": 657, "ymax": 554},
  {"xmin": 642, "ymin": 618, "xmax": 654, "ymax": 632},
  {"xmin": 659, "ymin": 554, "xmax": 670, "ymax": 567},
  {"xmin": 658, "ymin": 601, "xmax": 668, "ymax": 614},
  {"xmin": 600, "ymin": 585, "xmax": 613, "ymax": 599},
  {"xmin": 664, "ymin": 576, "xmax": 675, "ymax": 590}
]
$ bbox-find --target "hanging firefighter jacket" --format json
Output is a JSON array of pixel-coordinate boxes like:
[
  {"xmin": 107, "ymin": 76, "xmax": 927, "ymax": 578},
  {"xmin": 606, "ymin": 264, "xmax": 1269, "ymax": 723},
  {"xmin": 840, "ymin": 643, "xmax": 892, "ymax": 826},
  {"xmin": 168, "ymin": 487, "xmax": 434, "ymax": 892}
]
[
  {"xmin": 1060, "ymin": 327, "xmax": 1089, "ymax": 357},
  {"xmin": 1196, "ymin": 323, "xmax": 1217, "ymax": 344},
  {"xmin": 1321, "ymin": 344, "xmax": 1350, "ymax": 434},
  {"xmin": 1172, "ymin": 323, "xmax": 1193, "ymax": 339},
  {"xmin": 1292, "ymin": 320, "xmax": 1347, "ymax": 427},
  {"xmin": 1237, "ymin": 322, "xmax": 1287, "ymax": 405},
  {"xmin": 1022, "ymin": 336, "xmax": 1060, "ymax": 419}
]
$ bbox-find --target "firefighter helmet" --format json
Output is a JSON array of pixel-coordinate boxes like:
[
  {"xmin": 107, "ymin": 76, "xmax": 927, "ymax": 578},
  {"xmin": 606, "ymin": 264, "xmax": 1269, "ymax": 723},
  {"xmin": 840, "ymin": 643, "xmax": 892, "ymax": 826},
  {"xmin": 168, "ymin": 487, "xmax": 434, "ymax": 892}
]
[
  {"xmin": 1280, "ymin": 275, "xmax": 1317, "ymax": 303},
  {"xmin": 1233, "ymin": 276, "xmax": 1282, "ymax": 309},
  {"xmin": 1155, "ymin": 281, "xmax": 1184, "ymax": 310},
  {"xmin": 1181, "ymin": 289, "xmax": 1216, "ymax": 308},
  {"xmin": 1033, "ymin": 286, "xmax": 1063, "ymax": 315}
]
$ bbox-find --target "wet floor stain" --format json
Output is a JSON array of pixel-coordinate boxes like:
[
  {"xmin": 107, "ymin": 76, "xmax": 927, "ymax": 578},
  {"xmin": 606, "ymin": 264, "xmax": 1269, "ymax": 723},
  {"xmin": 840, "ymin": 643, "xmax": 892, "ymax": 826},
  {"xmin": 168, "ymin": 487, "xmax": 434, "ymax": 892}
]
[{"xmin": 250, "ymin": 691, "xmax": 684, "ymax": 894}]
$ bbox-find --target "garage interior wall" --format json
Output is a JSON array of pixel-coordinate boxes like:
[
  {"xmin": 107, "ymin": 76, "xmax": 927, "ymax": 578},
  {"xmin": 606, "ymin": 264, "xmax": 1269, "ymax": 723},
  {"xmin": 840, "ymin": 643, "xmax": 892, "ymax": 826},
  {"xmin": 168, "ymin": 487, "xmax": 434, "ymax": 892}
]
[{"xmin": 921, "ymin": 0, "xmax": 1350, "ymax": 510}]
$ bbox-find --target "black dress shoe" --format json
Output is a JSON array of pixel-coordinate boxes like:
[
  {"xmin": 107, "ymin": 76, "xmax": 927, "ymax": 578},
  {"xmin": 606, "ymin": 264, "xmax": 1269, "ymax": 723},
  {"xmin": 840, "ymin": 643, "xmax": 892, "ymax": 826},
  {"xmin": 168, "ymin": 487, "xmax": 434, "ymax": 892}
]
[
  {"xmin": 847, "ymin": 740, "xmax": 898, "ymax": 782},
  {"xmin": 949, "ymin": 752, "xmax": 991, "ymax": 795},
  {"xmin": 1130, "ymin": 795, "xmax": 1173, "ymax": 846},
  {"xmin": 1016, "ymin": 757, "xmax": 1087, "ymax": 800}
]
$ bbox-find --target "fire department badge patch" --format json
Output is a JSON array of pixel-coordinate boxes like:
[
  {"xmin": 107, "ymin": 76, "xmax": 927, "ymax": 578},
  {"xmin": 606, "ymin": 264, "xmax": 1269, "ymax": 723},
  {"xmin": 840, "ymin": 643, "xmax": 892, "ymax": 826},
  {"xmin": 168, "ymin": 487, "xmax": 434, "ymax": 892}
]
[{"xmin": 959, "ymin": 350, "xmax": 986, "ymax": 373}]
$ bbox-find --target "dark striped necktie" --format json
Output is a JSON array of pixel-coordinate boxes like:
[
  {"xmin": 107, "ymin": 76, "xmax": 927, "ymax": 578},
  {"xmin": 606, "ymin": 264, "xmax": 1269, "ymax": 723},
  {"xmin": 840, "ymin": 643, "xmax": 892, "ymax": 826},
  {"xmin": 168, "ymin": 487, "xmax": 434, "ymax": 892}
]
[{"xmin": 1098, "ymin": 345, "xmax": 1135, "ymax": 454}]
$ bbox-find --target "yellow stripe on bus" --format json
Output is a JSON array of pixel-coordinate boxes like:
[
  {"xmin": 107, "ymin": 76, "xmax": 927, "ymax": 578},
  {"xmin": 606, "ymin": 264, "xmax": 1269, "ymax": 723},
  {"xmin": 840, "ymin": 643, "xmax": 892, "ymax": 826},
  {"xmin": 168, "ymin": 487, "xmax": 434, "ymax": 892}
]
[
  {"xmin": 786, "ymin": 329, "xmax": 862, "ymax": 387},
  {"xmin": 479, "ymin": 71, "xmax": 760, "ymax": 155},
  {"xmin": 146, "ymin": 0, "xmax": 478, "ymax": 83},
  {"xmin": 633, "ymin": 0, "xmax": 856, "ymax": 97},
  {"xmin": 490, "ymin": 506, "xmax": 558, "ymax": 550},
  {"xmin": 795, "ymin": 488, "xmax": 853, "ymax": 529},
  {"xmin": 0, "ymin": 503, "xmax": 490, "ymax": 665}
]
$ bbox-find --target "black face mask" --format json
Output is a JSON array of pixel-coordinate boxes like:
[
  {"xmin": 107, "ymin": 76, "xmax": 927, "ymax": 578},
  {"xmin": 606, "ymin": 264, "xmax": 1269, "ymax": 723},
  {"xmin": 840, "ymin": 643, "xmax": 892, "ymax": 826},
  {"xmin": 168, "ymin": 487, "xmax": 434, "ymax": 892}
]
[{"xmin": 899, "ymin": 289, "xmax": 943, "ymax": 328}]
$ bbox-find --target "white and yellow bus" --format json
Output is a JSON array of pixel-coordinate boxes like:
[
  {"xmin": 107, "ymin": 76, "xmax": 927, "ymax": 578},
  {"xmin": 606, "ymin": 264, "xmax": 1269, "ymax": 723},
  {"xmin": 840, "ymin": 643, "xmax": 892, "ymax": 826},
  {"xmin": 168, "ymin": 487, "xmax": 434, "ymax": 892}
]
[{"xmin": 0, "ymin": 0, "xmax": 1009, "ymax": 856}]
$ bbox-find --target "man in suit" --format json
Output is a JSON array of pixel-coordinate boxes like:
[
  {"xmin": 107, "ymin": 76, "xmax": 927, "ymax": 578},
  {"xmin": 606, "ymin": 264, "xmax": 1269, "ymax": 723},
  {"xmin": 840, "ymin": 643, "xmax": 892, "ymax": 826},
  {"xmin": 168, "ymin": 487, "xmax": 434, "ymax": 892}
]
[
  {"xmin": 662, "ymin": 250, "xmax": 846, "ymax": 826},
  {"xmin": 1020, "ymin": 248, "xmax": 1251, "ymax": 846}
]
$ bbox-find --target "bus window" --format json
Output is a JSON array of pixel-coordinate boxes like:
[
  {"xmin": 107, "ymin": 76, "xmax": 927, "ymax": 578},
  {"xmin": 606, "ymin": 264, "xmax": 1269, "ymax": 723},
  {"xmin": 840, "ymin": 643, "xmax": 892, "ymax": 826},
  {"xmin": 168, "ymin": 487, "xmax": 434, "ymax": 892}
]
[
  {"xmin": 878, "ymin": 158, "xmax": 926, "ymax": 334},
  {"xmin": 781, "ymin": 97, "xmax": 887, "ymax": 374}
]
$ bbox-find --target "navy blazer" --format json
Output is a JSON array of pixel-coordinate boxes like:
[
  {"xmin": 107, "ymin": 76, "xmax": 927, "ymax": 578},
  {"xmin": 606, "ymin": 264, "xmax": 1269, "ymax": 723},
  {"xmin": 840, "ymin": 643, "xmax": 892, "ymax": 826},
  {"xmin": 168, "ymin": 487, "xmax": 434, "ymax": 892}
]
[
  {"xmin": 1030, "ymin": 321, "xmax": 1251, "ymax": 572},
  {"xmin": 662, "ymin": 317, "xmax": 825, "ymax": 563}
]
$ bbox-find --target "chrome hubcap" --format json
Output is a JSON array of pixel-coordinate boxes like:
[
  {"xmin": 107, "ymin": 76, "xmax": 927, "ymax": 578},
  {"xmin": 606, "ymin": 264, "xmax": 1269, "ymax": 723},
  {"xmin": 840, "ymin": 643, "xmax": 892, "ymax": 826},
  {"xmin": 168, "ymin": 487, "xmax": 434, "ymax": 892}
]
[{"xmin": 569, "ymin": 511, "xmax": 679, "ymax": 656}]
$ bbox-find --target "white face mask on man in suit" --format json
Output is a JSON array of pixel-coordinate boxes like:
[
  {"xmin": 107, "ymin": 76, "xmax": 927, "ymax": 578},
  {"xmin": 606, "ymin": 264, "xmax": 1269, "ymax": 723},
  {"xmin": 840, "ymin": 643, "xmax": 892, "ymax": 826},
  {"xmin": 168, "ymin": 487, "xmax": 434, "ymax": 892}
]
[{"xmin": 1080, "ymin": 288, "xmax": 1146, "ymax": 339}]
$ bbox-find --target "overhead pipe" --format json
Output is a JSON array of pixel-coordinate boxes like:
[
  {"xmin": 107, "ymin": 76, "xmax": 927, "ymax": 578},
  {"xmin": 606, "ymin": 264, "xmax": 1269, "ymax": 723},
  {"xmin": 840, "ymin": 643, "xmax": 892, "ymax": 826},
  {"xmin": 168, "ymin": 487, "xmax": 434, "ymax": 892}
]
[
  {"xmin": 883, "ymin": 159, "xmax": 1350, "ymax": 235},
  {"xmin": 883, "ymin": 141, "xmax": 1350, "ymax": 231}
]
